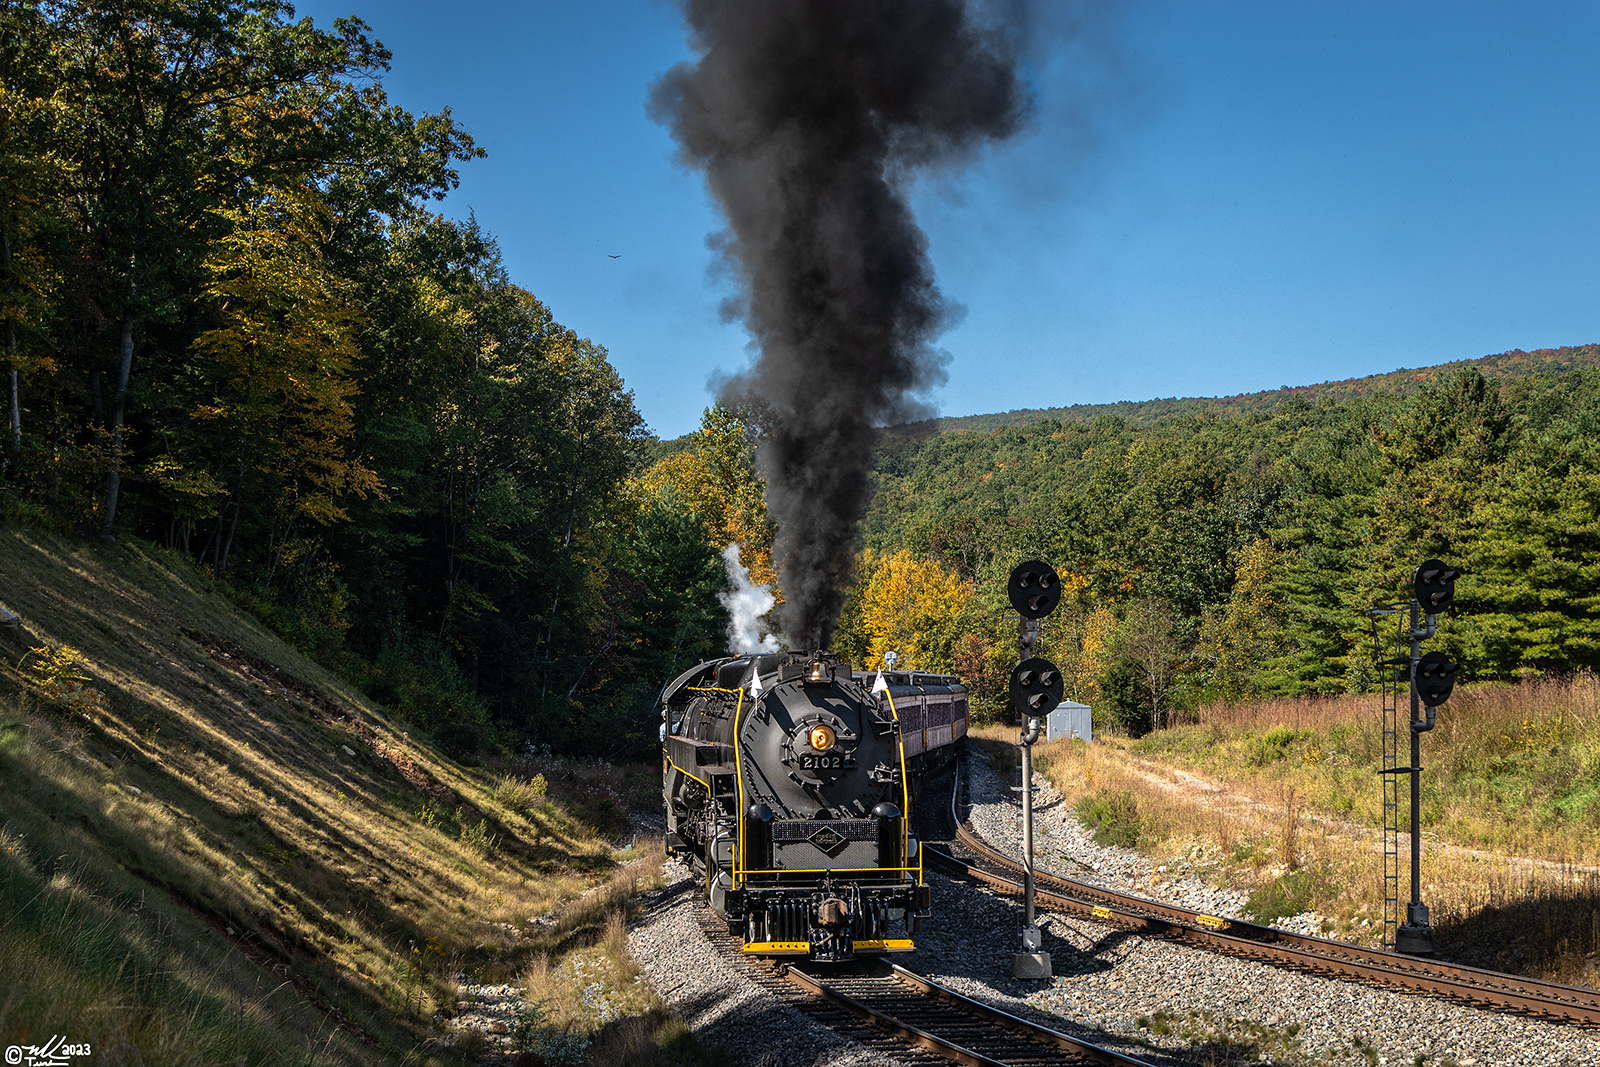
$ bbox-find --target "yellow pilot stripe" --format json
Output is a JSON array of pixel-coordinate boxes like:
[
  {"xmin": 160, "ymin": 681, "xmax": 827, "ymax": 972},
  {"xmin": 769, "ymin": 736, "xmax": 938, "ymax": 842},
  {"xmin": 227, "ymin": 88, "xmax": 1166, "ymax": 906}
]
[
  {"xmin": 881, "ymin": 688, "xmax": 915, "ymax": 884},
  {"xmin": 1196, "ymin": 914, "xmax": 1227, "ymax": 929},
  {"xmin": 743, "ymin": 941, "xmax": 809, "ymax": 952},
  {"xmin": 732, "ymin": 687, "xmax": 746, "ymax": 886},
  {"xmin": 681, "ymin": 685, "xmax": 744, "ymax": 883},
  {"xmin": 852, "ymin": 939, "xmax": 915, "ymax": 951},
  {"xmin": 1092, "ymin": 905, "xmax": 1112, "ymax": 919},
  {"xmin": 665, "ymin": 757, "xmax": 708, "ymax": 791}
]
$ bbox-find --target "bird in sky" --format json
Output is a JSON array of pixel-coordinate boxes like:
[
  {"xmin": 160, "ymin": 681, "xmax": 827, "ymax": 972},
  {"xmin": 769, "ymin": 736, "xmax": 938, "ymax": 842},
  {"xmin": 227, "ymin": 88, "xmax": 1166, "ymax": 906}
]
[{"xmin": 607, "ymin": 254, "xmax": 621, "ymax": 259}]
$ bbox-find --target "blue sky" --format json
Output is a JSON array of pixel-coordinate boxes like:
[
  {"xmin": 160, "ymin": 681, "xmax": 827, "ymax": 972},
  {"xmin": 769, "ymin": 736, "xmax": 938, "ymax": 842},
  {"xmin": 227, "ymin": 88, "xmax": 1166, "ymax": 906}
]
[{"xmin": 292, "ymin": 1, "xmax": 1600, "ymax": 439}]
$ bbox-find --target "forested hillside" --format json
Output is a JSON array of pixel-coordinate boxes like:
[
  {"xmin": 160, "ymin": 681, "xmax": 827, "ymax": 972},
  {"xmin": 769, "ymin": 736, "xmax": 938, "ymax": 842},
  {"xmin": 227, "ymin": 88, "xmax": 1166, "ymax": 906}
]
[
  {"xmin": 4, "ymin": 3, "xmax": 1596, "ymax": 757},
  {"xmin": 841, "ymin": 363, "xmax": 1600, "ymax": 732},
  {"xmin": 0, "ymin": 2, "xmax": 728, "ymax": 757},
  {"xmin": 925, "ymin": 343, "xmax": 1600, "ymax": 433}
]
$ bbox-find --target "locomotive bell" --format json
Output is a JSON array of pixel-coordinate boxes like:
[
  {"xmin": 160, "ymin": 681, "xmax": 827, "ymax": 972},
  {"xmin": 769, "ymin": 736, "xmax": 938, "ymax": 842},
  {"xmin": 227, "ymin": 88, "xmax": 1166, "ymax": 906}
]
[{"xmin": 804, "ymin": 658, "xmax": 833, "ymax": 685}]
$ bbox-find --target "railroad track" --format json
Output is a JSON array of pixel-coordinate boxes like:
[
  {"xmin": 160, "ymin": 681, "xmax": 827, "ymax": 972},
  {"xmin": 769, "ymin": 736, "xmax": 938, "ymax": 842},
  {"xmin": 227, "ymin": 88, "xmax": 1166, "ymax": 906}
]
[
  {"xmin": 693, "ymin": 906, "xmax": 1159, "ymax": 1066},
  {"xmin": 933, "ymin": 758, "xmax": 1600, "ymax": 1028}
]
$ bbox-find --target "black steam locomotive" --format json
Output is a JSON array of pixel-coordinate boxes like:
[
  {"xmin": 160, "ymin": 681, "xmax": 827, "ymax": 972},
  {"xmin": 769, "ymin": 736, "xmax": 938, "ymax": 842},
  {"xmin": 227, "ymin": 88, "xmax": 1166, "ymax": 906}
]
[{"xmin": 662, "ymin": 650, "xmax": 968, "ymax": 961}]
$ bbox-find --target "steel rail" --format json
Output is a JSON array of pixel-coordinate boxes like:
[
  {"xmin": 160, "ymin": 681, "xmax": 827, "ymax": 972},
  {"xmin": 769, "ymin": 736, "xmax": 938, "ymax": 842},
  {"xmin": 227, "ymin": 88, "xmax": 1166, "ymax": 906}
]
[
  {"xmin": 692, "ymin": 889, "xmax": 1154, "ymax": 1065},
  {"xmin": 886, "ymin": 964, "xmax": 1157, "ymax": 1066},
  {"xmin": 940, "ymin": 817, "xmax": 1600, "ymax": 1026},
  {"xmin": 779, "ymin": 966, "xmax": 1009, "ymax": 1067},
  {"xmin": 783, "ymin": 963, "xmax": 1160, "ymax": 1066}
]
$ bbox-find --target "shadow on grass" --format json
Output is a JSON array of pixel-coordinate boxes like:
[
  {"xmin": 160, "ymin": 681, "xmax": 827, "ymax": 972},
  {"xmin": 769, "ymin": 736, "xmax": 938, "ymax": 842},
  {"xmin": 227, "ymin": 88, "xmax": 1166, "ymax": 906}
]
[{"xmin": 1437, "ymin": 879, "xmax": 1600, "ymax": 988}]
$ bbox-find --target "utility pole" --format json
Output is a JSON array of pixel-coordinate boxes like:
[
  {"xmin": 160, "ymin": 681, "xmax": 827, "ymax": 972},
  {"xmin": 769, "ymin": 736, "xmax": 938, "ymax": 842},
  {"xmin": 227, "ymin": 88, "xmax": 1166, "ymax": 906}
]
[{"xmin": 1007, "ymin": 560, "xmax": 1062, "ymax": 980}]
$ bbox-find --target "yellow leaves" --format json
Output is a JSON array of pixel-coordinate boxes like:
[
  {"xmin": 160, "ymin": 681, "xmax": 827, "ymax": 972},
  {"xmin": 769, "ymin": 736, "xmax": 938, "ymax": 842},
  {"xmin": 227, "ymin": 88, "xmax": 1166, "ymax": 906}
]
[
  {"xmin": 1199, "ymin": 538, "xmax": 1283, "ymax": 703},
  {"xmin": 188, "ymin": 181, "xmax": 383, "ymax": 521},
  {"xmin": 851, "ymin": 549, "xmax": 974, "ymax": 672},
  {"xmin": 19, "ymin": 644, "xmax": 109, "ymax": 718},
  {"xmin": 640, "ymin": 450, "xmax": 721, "ymax": 526},
  {"xmin": 1070, "ymin": 604, "xmax": 1119, "ymax": 705},
  {"xmin": 141, "ymin": 456, "xmax": 225, "ymax": 502},
  {"xmin": 1058, "ymin": 570, "xmax": 1091, "ymax": 598},
  {"xmin": 635, "ymin": 403, "xmax": 776, "ymax": 590}
]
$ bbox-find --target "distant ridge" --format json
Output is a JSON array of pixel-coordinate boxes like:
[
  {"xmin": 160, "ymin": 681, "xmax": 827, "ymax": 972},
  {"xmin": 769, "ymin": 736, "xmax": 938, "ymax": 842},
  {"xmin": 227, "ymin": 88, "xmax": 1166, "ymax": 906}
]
[{"xmin": 921, "ymin": 344, "xmax": 1600, "ymax": 433}]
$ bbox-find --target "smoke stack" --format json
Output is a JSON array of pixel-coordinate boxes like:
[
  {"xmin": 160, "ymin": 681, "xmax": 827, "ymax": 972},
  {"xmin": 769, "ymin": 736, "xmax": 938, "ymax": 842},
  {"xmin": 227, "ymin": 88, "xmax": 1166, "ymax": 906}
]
[{"xmin": 651, "ymin": 0, "xmax": 1030, "ymax": 649}]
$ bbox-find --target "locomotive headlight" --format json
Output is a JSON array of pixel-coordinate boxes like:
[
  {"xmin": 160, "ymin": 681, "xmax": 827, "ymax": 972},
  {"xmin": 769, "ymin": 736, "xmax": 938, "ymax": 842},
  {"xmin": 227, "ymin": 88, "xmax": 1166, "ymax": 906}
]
[{"xmin": 808, "ymin": 724, "xmax": 836, "ymax": 751}]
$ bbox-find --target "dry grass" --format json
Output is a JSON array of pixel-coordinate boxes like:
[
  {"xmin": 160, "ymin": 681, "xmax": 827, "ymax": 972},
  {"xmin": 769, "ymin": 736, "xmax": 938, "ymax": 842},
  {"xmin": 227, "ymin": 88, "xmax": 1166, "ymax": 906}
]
[
  {"xmin": 487, "ymin": 753, "xmax": 662, "ymax": 842},
  {"xmin": 974, "ymin": 675, "xmax": 1600, "ymax": 980},
  {"xmin": 0, "ymin": 528, "xmax": 667, "ymax": 1064},
  {"xmin": 581, "ymin": 1008, "xmax": 727, "ymax": 1067},
  {"xmin": 1170, "ymin": 674, "xmax": 1600, "ymax": 862},
  {"xmin": 508, "ymin": 842, "xmax": 691, "ymax": 1064}
]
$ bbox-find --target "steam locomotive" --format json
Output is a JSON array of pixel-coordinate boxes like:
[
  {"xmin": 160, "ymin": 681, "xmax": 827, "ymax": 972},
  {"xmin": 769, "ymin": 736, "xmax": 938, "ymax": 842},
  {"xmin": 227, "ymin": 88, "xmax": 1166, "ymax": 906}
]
[{"xmin": 661, "ymin": 650, "xmax": 968, "ymax": 961}]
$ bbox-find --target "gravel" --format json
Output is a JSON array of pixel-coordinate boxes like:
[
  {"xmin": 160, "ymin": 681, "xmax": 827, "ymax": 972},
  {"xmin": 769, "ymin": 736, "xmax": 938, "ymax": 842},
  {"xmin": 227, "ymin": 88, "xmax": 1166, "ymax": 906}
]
[
  {"xmin": 630, "ymin": 868, "xmax": 911, "ymax": 1067},
  {"xmin": 919, "ymin": 748, "xmax": 1600, "ymax": 1066},
  {"xmin": 630, "ymin": 748, "xmax": 1600, "ymax": 1066}
]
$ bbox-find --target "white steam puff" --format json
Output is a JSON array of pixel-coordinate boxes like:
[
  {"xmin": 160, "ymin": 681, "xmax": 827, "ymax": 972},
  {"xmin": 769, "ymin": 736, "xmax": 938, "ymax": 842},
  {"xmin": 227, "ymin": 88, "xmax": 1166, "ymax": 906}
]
[{"xmin": 719, "ymin": 544, "xmax": 780, "ymax": 654}]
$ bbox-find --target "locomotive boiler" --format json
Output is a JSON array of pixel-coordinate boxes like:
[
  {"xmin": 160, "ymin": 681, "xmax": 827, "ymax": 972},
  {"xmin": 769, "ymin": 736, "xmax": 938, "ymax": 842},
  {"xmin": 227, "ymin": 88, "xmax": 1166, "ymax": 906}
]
[{"xmin": 661, "ymin": 649, "xmax": 968, "ymax": 962}]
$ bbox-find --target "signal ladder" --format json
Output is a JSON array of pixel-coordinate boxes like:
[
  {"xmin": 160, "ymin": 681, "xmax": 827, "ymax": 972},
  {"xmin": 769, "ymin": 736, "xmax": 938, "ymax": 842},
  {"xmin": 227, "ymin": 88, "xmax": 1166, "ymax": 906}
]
[{"xmin": 1369, "ymin": 604, "xmax": 1406, "ymax": 950}]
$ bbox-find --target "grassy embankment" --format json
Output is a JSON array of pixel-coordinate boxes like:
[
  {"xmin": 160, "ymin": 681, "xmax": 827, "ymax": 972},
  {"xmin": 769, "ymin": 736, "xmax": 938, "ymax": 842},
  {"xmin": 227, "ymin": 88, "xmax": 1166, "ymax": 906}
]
[
  {"xmin": 970, "ymin": 676, "xmax": 1600, "ymax": 984},
  {"xmin": 0, "ymin": 527, "xmax": 718, "ymax": 1066}
]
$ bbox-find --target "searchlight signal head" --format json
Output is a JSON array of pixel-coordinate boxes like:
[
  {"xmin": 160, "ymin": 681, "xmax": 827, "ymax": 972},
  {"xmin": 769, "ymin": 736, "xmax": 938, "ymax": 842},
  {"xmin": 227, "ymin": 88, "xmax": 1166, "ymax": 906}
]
[
  {"xmin": 1412, "ymin": 559, "xmax": 1461, "ymax": 615},
  {"xmin": 1008, "ymin": 560, "xmax": 1062, "ymax": 619},
  {"xmin": 1414, "ymin": 650, "xmax": 1458, "ymax": 707},
  {"xmin": 1010, "ymin": 656, "xmax": 1064, "ymax": 723}
]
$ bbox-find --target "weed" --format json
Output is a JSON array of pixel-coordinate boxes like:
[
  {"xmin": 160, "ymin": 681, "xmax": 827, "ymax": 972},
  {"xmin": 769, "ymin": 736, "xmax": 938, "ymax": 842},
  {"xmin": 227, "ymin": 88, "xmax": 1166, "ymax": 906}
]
[
  {"xmin": 1076, "ymin": 789, "xmax": 1141, "ymax": 849},
  {"xmin": 492, "ymin": 772, "xmax": 548, "ymax": 814},
  {"xmin": 259, "ymin": 842, "xmax": 299, "ymax": 865},
  {"xmin": 458, "ymin": 815, "xmax": 499, "ymax": 856},
  {"xmin": 1246, "ymin": 723, "xmax": 1307, "ymax": 766},
  {"xmin": 1245, "ymin": 863, "xmax": 1337, "ymax": 925},
  {"xmin": 401, "ymin": 936, "xmax": 445, "ymax": 1016},
  {"xmin": 583, "ymin": 1008, "xmax": 730, "ymax": 1067},
  {"xmin": 1214, "ymin": 812, "xmax": 1234, "ymax": 858},
  {"xmin": 448, "ymin": 805, "xmax": 501, "ymax": 856},
  {"xmin": 19, "ymin": 643, "xmax": 110, "ymax": 716}
]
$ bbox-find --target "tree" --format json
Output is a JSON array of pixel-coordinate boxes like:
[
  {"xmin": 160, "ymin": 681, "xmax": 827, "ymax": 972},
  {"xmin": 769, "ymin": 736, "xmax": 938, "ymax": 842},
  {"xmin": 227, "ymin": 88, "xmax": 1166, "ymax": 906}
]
[
  {"xmin": 639, "ymin": 402, "xmax": 775, "ymax": 588},
  {"xmin": 184, "ymin": 182, "xmax": 380, "ymax": 579},
  {"xmin": 0, "ymin": 5, "xmax": 62, "ymax": 465},
  {"xmin": 35, "ymin": 0, "xmax": 467, "ymax": 539},
  {"xmin": 1099, "ymin": 653, "xmax": 1152, "ymax": 737},
  {"xmin": 1454, "ymin": 427, "xmax": 1600, "ymax": 675},
  {"xmin": 1121, "ymin": 596, "xmax": 1186, "ymax": 730},
  {"xmin": 1197, "ymin": 538, "xmax": 1284, "ymax": 702},
  {"xmin": 835, "ymin": 549, "xmax": 975, "ymax": 672}
]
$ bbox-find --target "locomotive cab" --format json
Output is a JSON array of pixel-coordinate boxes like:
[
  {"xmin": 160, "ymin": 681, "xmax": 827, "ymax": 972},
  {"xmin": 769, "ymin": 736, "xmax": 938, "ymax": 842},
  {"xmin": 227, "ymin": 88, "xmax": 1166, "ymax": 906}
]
[{"xmin": 661, "ymin": 650, "xmax": 965, "ymax": 962}]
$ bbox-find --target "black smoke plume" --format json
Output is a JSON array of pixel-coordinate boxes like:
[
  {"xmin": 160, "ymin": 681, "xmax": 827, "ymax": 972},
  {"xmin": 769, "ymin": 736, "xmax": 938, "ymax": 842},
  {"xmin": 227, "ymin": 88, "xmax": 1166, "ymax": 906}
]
[{"xmin": 651, "ymin": 0, "xmax": 1031, "ymax": 650}]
